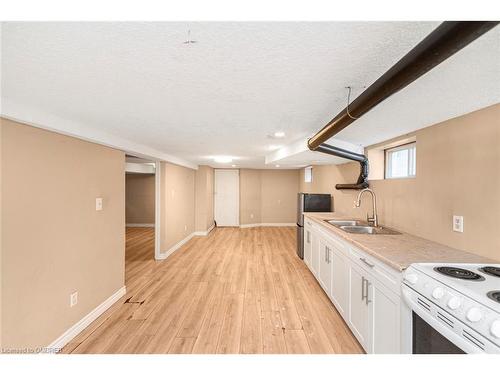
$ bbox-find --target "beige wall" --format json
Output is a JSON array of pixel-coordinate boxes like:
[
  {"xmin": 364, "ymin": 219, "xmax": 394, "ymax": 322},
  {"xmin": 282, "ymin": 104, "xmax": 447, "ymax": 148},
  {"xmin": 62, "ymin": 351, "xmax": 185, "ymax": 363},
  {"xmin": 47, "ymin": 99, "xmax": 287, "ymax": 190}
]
[
  {"xmin": 300, "ymin": 103, "xmax": 500, "ymax": 261},
  {"xmin": 1, "ymin": 117, "xmax": 125, "ymax": 349},
  {"xmin": 240, "ymin": 169, "xmax": 262, "ymax": 225},
  {"xmin": 160, "ymin": 162, "xmax": 195, "ymax": 252},
  {"xmin": 240, "ymin": 169, "xmax": 299, "ymax": 225},
  {"xmin": 195, "ymin": 166, "xmax": 214, "ymax": 232},
  {"xmin": 125, "ymin": 173, "xmax": 155, "ymax": 224}
]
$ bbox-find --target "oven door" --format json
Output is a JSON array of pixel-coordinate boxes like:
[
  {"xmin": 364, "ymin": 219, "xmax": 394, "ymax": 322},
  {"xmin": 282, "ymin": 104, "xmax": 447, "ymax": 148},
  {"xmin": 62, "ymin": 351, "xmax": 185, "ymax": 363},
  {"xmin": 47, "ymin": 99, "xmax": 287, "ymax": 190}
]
[
  {"xmin": 401, "ymin": 284, "xmax": 498, "ymax": 354},
  {"xmin": 412, "ymin": 311, "xmax": 464, "ymax": 354}
]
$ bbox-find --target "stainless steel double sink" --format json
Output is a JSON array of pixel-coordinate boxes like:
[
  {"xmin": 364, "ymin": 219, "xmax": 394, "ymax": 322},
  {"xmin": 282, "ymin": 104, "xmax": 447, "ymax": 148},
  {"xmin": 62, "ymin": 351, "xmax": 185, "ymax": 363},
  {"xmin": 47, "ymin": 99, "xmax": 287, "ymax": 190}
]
[{"xmin": 325, "ymin": 219, "xmax": 401, "ymax": 235}]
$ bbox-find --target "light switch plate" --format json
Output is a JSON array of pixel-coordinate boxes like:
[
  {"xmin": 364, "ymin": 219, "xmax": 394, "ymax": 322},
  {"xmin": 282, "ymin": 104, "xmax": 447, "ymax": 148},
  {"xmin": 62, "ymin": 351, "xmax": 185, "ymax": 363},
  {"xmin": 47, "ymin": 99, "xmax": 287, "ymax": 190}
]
[
  {"xmin": 453, "ymin": 215, "xmax": 464, "ymax": 233},
  {"xmin": 70, "ymin": 291, "xmax": 78, "ymax": 307},
  {"xmin": 95, "ymin": 198, "xmax": 103, "ymax": 211}
]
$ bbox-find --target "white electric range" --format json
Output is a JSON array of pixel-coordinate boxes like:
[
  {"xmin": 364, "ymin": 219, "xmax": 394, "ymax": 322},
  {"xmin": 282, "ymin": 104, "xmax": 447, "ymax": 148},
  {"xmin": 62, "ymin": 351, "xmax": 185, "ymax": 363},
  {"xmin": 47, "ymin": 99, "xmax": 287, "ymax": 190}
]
[{"xmin": 401, "ymin": 263, "xmax": 500, "ymax": 354}]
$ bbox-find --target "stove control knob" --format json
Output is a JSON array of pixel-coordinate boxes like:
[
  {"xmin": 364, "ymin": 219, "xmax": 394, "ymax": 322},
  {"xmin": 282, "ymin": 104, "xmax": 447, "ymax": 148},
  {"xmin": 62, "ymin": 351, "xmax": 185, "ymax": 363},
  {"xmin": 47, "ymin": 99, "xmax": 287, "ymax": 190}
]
[
  {"xmin": 466, "ymin": 307, "xmax": 482, "ymax": 322},
  {"xmin": 404, "ymin": 273, "xmax": 418, "ymax": 285},
  {"xmin": 432, "ymin": 287, "xmax": 444, "ymax": 299},
  {"xmin": 447, "ymin": 296, "xmax": 461, "ymax": 310},
  {"xmin": 490, "ymin": 320, "xmax": 500, "ymax": 339}
]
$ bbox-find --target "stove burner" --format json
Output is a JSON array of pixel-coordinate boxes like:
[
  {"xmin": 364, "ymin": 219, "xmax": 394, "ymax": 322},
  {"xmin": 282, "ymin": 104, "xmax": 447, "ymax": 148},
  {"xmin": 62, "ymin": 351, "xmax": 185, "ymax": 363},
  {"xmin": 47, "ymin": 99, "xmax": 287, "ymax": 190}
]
[
  {"xmin": 487, "ymin": 291, "xmax": 500, "ymax": 304},
  {"xmin": 480, "ymin": 266, "xmax": 500, "ymax": 278},
  {"xmin": 434, "ymin": 266, "xmax": 485, "ymax": 281}
]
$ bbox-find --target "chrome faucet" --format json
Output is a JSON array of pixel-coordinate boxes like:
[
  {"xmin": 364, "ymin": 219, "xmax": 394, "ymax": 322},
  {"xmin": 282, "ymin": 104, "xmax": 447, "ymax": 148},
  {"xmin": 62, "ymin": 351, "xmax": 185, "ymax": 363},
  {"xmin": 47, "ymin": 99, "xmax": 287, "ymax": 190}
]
[{"xmin": 355, "ymin": 188, "xmax": 378, "ymax": 227}]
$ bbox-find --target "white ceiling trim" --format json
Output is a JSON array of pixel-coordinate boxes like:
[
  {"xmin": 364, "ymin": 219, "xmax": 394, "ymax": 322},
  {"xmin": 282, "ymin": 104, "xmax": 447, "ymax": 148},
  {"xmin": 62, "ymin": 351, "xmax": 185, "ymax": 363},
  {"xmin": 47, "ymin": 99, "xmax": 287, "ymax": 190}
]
[
  {"xmin": 266, "ymin": 136, "xmax": 364, "ymax": 165},
  {"xmin": 1, "ymin": 99, "xmax": 198, "ymax": 169},
  {"xmin": 125, "ymin": 162, "xmax": 155, "ymax": 174}
]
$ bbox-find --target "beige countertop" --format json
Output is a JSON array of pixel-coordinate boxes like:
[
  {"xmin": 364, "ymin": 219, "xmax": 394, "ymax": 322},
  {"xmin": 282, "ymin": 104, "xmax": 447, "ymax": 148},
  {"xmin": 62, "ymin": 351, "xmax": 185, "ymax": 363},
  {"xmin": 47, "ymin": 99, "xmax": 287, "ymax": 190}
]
[{"xmin": 303, "ymin": 212, "xmax": 495, "ymax": 272}]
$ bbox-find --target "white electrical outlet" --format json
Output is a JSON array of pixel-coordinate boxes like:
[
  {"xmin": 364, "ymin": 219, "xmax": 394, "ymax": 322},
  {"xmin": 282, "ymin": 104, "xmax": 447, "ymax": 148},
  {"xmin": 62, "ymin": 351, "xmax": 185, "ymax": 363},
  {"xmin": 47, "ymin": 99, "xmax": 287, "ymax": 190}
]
[
  {"xmin": 184, "ymin": 224, "xmax": 188, "ymax": 231},
  {"xmin": 453, "ymin": 215, "xmax": 464, "ymax": 233},
  {"xmin": 95, "ymin": 197, "xmax": 103, "ymax": 211},
  {"xmin": 70, "ymin": 291, "xmax": 78, "ymax": 307},
  {"xmin": 250, "ymin": 213, "xmax": 254, "ymax": 219}
]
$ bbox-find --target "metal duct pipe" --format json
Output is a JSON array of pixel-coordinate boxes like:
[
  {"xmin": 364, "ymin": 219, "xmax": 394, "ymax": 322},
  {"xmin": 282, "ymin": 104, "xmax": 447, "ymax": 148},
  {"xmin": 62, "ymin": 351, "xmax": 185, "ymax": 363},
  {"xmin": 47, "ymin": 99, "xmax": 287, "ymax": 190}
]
[
  {"xmin": 315, "ymin": 143, "xmax": 369, "ymax": 189},
  {"xmin": 308, "ymin": 21, "xmax": 498, "ymax": 190},
  {"xmin": 308, "ymin": 21, "xmax": 498, "ymax": 150}
]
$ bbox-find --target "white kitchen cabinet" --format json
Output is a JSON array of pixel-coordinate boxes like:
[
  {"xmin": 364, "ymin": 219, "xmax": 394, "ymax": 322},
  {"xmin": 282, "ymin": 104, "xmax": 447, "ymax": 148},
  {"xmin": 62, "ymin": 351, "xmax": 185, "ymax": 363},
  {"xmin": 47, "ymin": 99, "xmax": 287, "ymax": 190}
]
[
  {"xmin": 348, "ymin": 262, "xmax": 373, "ymax": 352},
  {"xmin": 371, "ymin": 278, "xmax": 400, "ymax": 353},
  {"xmin": 330, "ymin": 246, "xmax": 350, "ymax": 319},
  {"xmin": 301, "ymin": 216, "xmax": 402, "ymax": 353},
  {"xmin": 348, "ymin": 260, "xmax": 401, "ymax": 354},
  {"xmin": 318, "ymin": 238, "xmax": 333, "ymax": 297}
]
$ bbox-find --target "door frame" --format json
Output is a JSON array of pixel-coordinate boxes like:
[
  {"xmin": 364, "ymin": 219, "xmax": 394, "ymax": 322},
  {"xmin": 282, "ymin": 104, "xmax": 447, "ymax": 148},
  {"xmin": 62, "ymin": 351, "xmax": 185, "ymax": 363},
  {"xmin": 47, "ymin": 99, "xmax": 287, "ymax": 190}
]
[{"xmin": 154, "ymin": 161, "xmax": 161, "ymax": 259}]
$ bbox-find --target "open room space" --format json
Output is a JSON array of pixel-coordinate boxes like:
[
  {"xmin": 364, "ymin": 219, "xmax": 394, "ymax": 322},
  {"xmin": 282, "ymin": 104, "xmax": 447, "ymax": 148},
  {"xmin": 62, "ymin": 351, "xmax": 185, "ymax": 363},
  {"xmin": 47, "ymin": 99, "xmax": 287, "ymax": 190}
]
[
  {"xmin": 1, "ymin": 9, "xmax": 499, "ymax": 365},
  {"xmin": 62, "ymin": 226, "xmax": 362, "ymax": 354}
]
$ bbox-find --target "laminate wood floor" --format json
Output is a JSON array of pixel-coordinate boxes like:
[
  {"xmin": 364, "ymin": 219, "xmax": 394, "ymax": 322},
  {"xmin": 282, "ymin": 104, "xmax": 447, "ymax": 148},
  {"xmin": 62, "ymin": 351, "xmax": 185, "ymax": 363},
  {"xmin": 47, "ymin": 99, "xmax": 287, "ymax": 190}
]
[{"xmin": 62, "ymin": 226, "xmax": 363, "ymax": 354}]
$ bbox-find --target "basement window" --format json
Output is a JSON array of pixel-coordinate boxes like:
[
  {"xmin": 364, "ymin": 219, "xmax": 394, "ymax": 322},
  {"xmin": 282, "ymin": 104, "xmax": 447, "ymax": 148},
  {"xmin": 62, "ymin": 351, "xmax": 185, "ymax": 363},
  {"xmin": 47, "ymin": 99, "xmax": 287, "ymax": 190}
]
[
  {"xmin": 304, "ymin": 166, "xmax": 313, "ymax": 183},
  {"xmin": 385, "ymin": 142, "xmax": 416, "ymax": 179}
]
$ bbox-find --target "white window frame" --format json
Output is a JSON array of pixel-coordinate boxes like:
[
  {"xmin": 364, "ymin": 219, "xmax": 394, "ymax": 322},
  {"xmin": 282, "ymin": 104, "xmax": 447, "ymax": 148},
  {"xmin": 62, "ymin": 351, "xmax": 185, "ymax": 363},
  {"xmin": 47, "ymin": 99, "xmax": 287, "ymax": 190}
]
[
  {"xmin": 304, "ymin": 166, "xmax": 313, "ymax": 183},
  {"xmin": 385, "ymin": 142, "xmax": 416, "ymax": 179}
]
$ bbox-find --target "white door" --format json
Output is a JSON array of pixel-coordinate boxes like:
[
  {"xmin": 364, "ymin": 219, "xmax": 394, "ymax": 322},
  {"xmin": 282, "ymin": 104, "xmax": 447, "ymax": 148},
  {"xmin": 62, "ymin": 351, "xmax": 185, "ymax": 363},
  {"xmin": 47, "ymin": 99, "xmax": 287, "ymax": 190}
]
[
  {"xmin": 214, "ymin": 169, "xmax": 240, "ymax": 227},
  {"xmin": 318, "ymin": 239, "xmax": 333, "ymax": 297},
  {"xmin": 372, "ymin": 280, "xmax": 400, "ymax": 353},
  {"xmin": 348, "ymin": 263, "xmax": 373, "ymax": 352},
  {"xmin": 331, "ymin": 248, "xmax": 350, "ymax": 319}
]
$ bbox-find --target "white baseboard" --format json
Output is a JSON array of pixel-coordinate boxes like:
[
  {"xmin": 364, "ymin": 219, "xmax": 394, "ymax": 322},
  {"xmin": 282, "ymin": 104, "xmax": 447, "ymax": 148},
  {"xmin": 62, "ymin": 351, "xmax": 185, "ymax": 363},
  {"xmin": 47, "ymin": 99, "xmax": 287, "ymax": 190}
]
[
  {"xmin": 193, "ymin": 223, "xmax": 215, "ymax": 236},
  {"xmin": 126, "ymin": 223, "xmax": 155, "ymax": 228},
  {"xmin": 46, "ymin": 286, "xmax": 126, "ymax": 352},
  {"xmin": 156, "ymin": 232, "xmax": 196, "ymax": 260},
  {"xmin": 240, "ymin": 223, "xmax": 296, "ymax": 228},
  {"xmin": 157, "ymin": 223, "xmax": 216, "ymax": 261}
]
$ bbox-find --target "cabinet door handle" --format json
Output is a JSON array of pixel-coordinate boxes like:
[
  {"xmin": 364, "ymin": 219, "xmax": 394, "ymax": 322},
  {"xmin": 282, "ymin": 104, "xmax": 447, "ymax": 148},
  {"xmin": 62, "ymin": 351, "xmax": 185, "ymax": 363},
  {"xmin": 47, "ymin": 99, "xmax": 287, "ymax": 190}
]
[
  {"xmin": 307, "ymin": 231, "xmax": 310, "ymax": 244},
  {"xmin": 360, "ymin": 257, "xmax": 375, "ymax": 268},
  {"xmin": 361, "ymin": 276, "xmax": 366, "ymax": 301},
  {"xmin": 365, "ymin": 278, "xmax": 372, "ymax": 305}
]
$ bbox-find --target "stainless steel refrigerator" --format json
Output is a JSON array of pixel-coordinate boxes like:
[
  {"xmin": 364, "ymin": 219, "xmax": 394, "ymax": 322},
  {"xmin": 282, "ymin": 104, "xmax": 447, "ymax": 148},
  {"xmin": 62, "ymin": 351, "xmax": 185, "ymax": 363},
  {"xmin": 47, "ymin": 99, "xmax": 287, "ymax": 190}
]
[{"xmin": 296, "ymin": 193, "xmax": 331, "ymax": 259}]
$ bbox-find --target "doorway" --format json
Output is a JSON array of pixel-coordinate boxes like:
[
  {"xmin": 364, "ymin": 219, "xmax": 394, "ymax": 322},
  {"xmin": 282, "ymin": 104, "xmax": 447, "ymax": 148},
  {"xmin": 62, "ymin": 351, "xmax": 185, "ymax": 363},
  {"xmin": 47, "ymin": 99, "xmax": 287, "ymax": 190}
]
[
  {"xmin": 214, "ymin": 169, "xmax": 240, "ymax": 227},
  {"xmin": 125, "ymin": 155, "xmax": 159, "ymax": 259}
]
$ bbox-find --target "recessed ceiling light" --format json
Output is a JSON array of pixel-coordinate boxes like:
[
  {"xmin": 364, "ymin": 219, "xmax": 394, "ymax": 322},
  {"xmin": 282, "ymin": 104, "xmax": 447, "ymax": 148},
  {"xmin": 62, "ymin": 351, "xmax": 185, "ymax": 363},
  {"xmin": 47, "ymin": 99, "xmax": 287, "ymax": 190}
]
[
  {"xmin": 274, "ymin": 131, "xmax": 285, "ymax": 138},
  {"xmin": 213, "ymin": 156, "xmax": 233, "ymax": 163}
]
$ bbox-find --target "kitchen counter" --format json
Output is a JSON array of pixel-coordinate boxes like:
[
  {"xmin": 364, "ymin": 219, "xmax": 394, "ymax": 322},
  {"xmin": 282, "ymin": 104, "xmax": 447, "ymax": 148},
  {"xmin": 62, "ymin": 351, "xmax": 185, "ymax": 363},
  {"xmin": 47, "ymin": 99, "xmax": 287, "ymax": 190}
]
[{"xmin": 303, "ymin": 212, "xmax": 495, "ymax": 272}]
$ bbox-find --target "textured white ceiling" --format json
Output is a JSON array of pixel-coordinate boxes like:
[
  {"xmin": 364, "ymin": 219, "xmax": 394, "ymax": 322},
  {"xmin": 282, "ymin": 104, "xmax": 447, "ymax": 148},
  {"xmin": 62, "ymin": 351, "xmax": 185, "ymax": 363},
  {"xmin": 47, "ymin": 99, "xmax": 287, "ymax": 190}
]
[{"xmin": 1, "ymin": 22, "xmax": 499, "ymax": 168}]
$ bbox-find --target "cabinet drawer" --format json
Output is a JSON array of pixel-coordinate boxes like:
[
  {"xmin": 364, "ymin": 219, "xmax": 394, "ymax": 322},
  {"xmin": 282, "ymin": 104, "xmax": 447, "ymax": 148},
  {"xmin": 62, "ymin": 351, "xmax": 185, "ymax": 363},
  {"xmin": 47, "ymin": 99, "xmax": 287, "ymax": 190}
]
[
  {"xmin": 349, "ymin": 247, "xmax": 401, "ymax": 295},
  {"xmin": 316, "ymin": 226, "xmax": 350, "ymax": 258}
]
